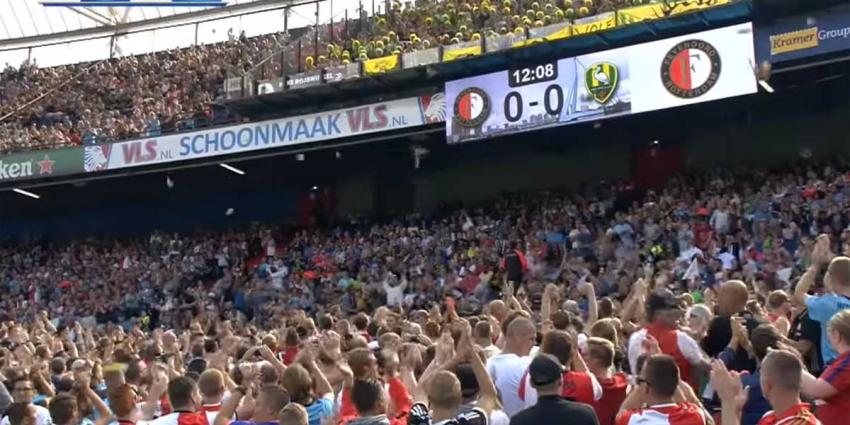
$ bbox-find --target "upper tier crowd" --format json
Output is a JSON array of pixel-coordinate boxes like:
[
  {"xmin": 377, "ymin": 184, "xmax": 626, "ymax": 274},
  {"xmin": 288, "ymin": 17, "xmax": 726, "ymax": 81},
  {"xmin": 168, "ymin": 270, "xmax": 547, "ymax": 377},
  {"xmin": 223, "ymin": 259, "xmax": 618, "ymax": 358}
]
[
  {"xmin": 0, "ymin": 0, "xmax": 672, "ymax": 154},
  {"xmin": 0, "ymin": 158, "xmax": 849, "ymax": 425}
]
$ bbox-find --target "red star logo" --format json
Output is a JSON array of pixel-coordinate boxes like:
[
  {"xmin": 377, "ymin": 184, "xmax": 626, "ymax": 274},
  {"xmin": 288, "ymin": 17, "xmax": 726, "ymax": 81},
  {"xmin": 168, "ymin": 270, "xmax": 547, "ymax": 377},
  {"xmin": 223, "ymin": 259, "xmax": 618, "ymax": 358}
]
[{"xmin": 38, "ymin": 155, "xmax": 55, "ymax": 175}]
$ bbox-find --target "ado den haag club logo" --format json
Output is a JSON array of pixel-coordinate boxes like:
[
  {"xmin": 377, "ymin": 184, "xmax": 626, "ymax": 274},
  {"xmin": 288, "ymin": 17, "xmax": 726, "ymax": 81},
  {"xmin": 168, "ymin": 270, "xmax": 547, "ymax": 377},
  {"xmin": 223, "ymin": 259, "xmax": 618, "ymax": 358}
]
[
  {"xmin": 661, "ymin": 39, "xmax": 721, "ymax": 99},
  {"xmin": 585, "ymin": 62, "xmax": 619, "ymax": 104},
  {"xmin": 453, "ymin": 87, "xmax": 491, "ymax": 127}
]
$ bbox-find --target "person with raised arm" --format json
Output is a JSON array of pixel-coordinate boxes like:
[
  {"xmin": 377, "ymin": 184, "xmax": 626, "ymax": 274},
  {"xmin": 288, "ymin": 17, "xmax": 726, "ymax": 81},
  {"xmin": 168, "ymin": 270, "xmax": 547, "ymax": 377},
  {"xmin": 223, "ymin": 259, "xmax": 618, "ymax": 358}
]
[
  {"xmin": 711, "ymin": 351, "xmax": 820, "ymax": 425},
  {"xmin": 793, "ymin": 235, "xmax": 850, "ymax": 365},
  {"xmin": 213, "ymin": 384, "xmax": 289, "ymax": 425},
  {"xmin": 510, "ymin": 354, "xmax": 598, "ymax": 425}
]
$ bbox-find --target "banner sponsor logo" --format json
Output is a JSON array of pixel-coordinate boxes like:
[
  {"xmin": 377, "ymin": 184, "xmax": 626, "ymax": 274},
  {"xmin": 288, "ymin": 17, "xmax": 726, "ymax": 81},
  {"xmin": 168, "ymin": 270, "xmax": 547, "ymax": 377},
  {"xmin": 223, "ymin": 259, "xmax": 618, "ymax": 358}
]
[
  {"xmin": 0, "ymin": 150, "xmax": 82, "ymax": 183},
  {"xmin": 324, "ymin": 63, "xmax": 360, "ymax": 83},
  {"xmin": 756, "ymin": 5, "xmax": 850, "ymax": 63},
  {"xmin": 84, "ymin": 144, "xmax": 109, "ymax": 172},
  {"xmin": 420, "ymin": 92, "xmax": 447, "ymax": 124},
  {"xmin": 770, "ymin": 28, "xmax": 819, "ymax": 55},
  {"xmin": 446, "ymin": 23, "xmax": 755, "ymax": 143},
  {"xmin": 85, "ymin": 95, "xmax": 444, "ymax": 171},
  {"xmin": 0, "ymin": 159, "xmax": 34, "ymax": 180},
  {"xmin": 287, "ymin": 71, "xmax": 323, "ymax": 90}
]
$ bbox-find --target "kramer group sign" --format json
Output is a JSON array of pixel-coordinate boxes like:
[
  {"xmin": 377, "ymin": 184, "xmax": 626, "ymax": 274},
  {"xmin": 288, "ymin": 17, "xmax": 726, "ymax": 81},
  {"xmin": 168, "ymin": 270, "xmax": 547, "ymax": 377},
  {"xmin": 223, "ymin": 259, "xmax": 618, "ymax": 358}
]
[{"xmin": 755, "ymin": 5, "xmax": 850, "ymax": 63}]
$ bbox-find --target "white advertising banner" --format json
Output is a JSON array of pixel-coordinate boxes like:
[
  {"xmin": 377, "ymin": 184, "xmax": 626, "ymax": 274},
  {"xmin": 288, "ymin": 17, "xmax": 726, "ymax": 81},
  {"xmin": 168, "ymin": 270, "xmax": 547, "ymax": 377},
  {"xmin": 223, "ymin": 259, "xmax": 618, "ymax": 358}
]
[
  {"xmin": 83, "ymin": 94, "xmax": 446, "ymax": 172},
  {"xmin": 445, "ymin": 22, "xmax": 757, "ymax": 143}
]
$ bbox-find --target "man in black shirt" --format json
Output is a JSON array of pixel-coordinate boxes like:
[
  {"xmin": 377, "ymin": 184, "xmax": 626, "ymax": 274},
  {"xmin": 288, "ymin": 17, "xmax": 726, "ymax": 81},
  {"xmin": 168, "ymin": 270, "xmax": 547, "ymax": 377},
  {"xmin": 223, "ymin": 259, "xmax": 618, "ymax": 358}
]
[
  {"xmin": 788, "ymin": 308, "xmax": 823, "ymax": 376},
  {"xmin": 509, "ymin": 354, "xmax": 599, "ymax": 425},
  {"xmin": 701, "ymin": 281, "xmax": 761, "ymax": 373}
]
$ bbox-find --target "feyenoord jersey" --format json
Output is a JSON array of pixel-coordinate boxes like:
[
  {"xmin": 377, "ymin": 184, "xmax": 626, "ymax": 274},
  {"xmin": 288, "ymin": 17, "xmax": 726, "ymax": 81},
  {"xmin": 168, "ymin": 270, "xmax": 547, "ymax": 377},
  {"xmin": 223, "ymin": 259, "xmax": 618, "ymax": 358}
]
[{"xmin": 616, "ymin": 403, "xmax": 707, "ymax": 425}]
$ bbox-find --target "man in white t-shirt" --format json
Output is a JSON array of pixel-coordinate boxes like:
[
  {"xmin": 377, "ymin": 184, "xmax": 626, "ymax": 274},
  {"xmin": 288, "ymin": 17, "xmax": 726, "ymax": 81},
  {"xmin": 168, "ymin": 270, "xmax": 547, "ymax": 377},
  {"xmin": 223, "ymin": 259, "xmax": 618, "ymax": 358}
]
[
  {"xmin": 475, "ymin": 321, "xmax": 501, "ymax": 360},
  {"xmin": 382, "ymin": 273, "xmax": 407, "ymax": 308},
  {"xmin": 486, "ymin": 316, "xmax": 536, "ymax": 417}
]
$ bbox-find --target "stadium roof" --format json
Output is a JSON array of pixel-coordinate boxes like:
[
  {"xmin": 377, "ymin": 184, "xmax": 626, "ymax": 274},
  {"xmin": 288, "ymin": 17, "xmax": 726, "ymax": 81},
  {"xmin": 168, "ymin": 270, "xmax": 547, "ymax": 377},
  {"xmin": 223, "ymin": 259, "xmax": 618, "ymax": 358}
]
[{"xmin": 0, "ymin": 0, "xmax": 270, "ymax": 41}]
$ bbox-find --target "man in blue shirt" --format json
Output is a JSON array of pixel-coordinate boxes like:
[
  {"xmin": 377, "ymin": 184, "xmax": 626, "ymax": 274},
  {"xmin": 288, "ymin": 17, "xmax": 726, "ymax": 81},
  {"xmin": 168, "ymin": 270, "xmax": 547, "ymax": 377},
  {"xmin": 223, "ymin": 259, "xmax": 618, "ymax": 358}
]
[{"xmin": 793, "ymin": 235, "xmax": 850, "ymax": 365}]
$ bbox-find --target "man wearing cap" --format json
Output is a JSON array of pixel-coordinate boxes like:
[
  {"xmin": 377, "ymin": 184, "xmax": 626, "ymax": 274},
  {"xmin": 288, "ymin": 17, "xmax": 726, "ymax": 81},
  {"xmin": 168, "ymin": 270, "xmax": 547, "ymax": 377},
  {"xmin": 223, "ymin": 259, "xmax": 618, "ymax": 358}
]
[
  {"xmin": 509, "ymin": 354, "xmax": 599, "ymax": 425},
  {"xmin": 627, "ymin": 291, "xmax": 709, "ymax": 390}
]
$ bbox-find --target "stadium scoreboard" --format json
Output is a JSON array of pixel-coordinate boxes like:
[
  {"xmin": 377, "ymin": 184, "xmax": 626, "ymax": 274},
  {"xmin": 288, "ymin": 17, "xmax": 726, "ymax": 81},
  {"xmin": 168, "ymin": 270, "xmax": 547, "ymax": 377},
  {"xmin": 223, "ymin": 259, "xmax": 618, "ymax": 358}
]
[{"xmin": 446, "ymin": 23, "xmax": 758, "ymax": 144}]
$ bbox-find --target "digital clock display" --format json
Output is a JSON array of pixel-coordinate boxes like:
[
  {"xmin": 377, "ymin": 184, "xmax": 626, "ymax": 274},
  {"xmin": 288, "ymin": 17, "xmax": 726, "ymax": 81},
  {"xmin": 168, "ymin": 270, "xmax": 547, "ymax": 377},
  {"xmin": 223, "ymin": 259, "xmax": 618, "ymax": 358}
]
[
  {"xmin": 508, "ymin": 62, "xmax": 558, "ymax": 87},
  {"xmin": 444, "ymin": 22, "xmax": 758, "ymax": 144}
]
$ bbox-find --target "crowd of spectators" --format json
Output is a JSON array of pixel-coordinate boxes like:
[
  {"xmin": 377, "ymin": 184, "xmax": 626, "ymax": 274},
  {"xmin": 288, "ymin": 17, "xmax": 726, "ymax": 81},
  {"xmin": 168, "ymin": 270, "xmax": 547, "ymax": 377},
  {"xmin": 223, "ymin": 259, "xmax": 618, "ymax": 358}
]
[
  {"xmin": 0, "ymin": 0, "xmax": 721, "ymax": 154},
  {"xmin": 5, "ymin": 158, "xmax": 850, "ymax": 330},
  {"xmin": 0, "ymin": 157, "xmax": 850, "ymax": 425},
  {"xmin": 0, "ymin": 33, "xmax": 285, "ymax": 154}
]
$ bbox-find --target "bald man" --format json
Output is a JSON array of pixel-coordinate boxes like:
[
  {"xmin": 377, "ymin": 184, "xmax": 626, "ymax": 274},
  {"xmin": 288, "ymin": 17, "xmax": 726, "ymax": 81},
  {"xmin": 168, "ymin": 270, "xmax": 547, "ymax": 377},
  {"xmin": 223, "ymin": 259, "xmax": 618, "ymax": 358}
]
[
  {"xmin": 486, "ymin": 317, "xmax": 537, "ymax": 417},
  {"xmin": 703, "ymin": 280, "xmax": 761, "ymax": 372},
  {"xmin": 488, "ymin": 300, "xmax": 508, "ymax": 323}
]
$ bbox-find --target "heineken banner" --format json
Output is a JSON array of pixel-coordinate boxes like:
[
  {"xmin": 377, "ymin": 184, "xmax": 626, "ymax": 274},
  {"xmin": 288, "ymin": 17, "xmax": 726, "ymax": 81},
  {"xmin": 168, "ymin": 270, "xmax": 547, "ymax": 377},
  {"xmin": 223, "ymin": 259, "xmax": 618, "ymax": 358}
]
[
  {"xmin": 0, "ymin": 147, "xmax": 83, "ymax": 183},
  {"xmin": 445, "ymin": 23, "xmax": 757, "ymax": 143}
]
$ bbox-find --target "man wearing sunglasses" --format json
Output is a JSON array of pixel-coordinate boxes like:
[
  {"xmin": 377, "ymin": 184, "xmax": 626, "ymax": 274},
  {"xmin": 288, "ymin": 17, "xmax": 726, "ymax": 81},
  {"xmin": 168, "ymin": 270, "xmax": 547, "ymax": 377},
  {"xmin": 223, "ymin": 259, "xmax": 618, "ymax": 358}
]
[
  {"xmin": 617, "ymin": 355, "xmax": 713, "ymax": 425},
  {"xmin": 1, "ymin": 376, "xmax": 52, "ymax": 425}
]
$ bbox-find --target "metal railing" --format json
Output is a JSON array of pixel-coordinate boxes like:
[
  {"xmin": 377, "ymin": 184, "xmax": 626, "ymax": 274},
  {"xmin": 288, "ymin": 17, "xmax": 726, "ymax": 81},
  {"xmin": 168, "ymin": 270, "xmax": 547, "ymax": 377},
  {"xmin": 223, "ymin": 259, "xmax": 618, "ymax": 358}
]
[{"xmin": 227, "ymin": 0, "xmax": 738, "ymax": 98}]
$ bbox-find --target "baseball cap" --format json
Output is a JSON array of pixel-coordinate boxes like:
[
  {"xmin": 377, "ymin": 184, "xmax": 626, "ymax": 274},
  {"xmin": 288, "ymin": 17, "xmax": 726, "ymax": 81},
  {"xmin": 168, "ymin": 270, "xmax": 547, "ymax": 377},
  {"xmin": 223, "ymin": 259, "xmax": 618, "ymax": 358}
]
[{"xmin": 528, "ymin": 354, "xmax": 564, "ymax": 387}]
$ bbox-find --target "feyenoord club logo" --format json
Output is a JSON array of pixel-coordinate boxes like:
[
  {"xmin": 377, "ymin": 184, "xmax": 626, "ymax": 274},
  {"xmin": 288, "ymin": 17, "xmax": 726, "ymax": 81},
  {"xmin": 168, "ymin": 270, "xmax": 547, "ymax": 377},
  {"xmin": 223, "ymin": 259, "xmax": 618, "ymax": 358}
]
[
  {"xmin": 660, "ymin": 39, "xmax": 721, "ymax": 99},
  {"xmin": 453, "ymin": 87, "xmax": 491, "ymax": 127}
]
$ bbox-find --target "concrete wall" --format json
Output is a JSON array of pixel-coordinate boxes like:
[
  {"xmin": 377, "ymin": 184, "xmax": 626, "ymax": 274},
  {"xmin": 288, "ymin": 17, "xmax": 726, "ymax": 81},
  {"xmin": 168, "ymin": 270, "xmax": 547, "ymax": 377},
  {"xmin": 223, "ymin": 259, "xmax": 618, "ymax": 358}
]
[
  {"xmin": 410, "ymin": 140, "xmax": 632, "ymax": 211},
  {"xmin": 684, "ymin": 102, "xmax": 850, "ymax": 170}
]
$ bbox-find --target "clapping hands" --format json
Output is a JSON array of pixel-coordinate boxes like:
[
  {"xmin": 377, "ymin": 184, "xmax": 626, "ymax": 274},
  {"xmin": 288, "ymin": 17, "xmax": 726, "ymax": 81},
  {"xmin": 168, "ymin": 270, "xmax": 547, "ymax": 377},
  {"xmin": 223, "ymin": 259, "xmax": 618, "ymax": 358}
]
[{"xmin": 710, "ymin": 360, "xmax": 749, "ymax": 411}]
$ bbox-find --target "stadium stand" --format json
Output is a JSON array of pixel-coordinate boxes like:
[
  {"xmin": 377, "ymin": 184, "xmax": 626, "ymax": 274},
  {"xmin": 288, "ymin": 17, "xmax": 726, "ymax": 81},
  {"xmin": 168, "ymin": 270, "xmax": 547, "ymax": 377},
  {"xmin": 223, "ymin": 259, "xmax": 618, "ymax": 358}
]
[
  {"xmin": 0, "ymin": 0, "xmax": 733, "ymax": 154},
  {"xmin": 2, "ymin": 2, "xmax": 850, "ymax": 425}
]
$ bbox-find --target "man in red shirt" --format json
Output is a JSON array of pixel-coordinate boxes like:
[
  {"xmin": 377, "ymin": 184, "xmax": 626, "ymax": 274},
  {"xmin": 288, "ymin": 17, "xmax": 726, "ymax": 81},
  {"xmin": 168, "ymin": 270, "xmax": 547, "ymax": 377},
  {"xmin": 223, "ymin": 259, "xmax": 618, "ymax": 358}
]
[
  {"xmin": 519, "ymin": 330, "xmax": 601, "ymax": 408},
  {"xmin": 712, "ymin": 350, "xmax": 820, "ymax": 425},
  {"xmin": 617, "ymin": 354, "xmax": 711, "ymax": 425},
  {"xmin": 584, "ymin": 337, "xmax": 627, "ymax": 425},
  {"xmin": 800, "ymin": 309, "xmax": 850, "ymax": 425},
  {"xmin": 628, "ymin": 292, "xmax": 710, "ymax": 392}
]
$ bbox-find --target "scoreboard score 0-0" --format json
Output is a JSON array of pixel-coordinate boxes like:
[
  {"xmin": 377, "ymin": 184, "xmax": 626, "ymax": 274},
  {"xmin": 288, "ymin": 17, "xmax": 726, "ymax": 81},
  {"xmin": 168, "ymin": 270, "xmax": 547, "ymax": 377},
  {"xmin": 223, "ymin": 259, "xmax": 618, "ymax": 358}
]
[{"xmin": 445, "ymin": 22, "xmax": 758, "ymax": 144}]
